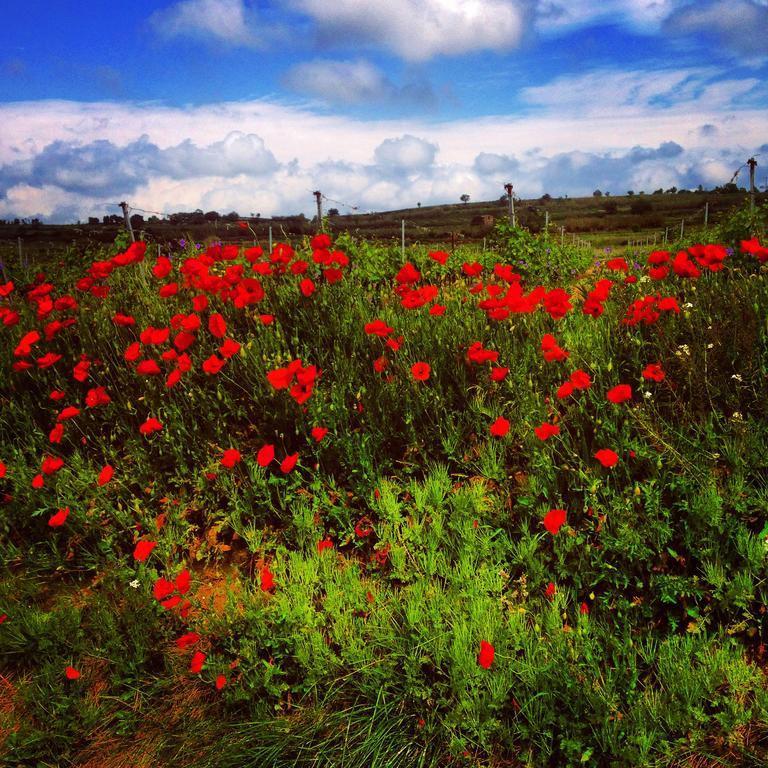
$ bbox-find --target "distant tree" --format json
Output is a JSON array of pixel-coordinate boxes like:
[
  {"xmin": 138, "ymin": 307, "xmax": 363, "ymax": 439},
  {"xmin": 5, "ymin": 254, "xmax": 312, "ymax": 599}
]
[
  {"xmin": 540, "ymin": 193, "xmax": 552, "ymax": 201},
  {"xmin": 88, "ymin": 217, "xmax": 99, "ymax": 225},
  {"xmin": 204, "ymin": 211, "xmax": 220, "ymax": 222},
  {"xmin": 417, "ymin": 202, "xmax": 421, "ymax": 207},
  {"xmin": 328, "ymin": 208, "xmax": 339, "ymax": 216},
  {"xmin": 605, "ymin": 191, "xmax": 611, "ymax": 197},
  {"xmin": 652, "ymin": 188, "xmax": 664, "ymax": 195},
  {"xmin": 460, "ymin": 194, "xmax": 470, "ymax": 204},
  {"xmin": 223, "ymin": 211, "xmax": 240, "ymax": 222},
  {"xmin": 627, "ymin": 190, "xmax": 634, "ymax": 196},
  {"xmin": 130, "ymin": 214, "xmax": 144, "ymax": 228},
  {"xmin": 664, "ymin": 186, "xmax": 677, "ymax": 194},
  {"xmin": 593, "ymin": 189, "xmax": 603, "ymax": 197}
]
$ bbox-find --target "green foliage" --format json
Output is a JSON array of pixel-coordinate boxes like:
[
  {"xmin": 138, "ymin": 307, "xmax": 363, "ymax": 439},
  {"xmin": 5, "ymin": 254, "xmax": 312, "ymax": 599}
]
[{"xmin": 1, "ymin": 230, "xmax": 768, "ymax": 767}]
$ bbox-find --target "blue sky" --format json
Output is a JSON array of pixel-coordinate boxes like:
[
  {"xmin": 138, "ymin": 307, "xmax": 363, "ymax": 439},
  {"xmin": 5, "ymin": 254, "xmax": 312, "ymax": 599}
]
[{"xmin": 1, "ymin": 0, "xmax": 766, "ymax": 222}]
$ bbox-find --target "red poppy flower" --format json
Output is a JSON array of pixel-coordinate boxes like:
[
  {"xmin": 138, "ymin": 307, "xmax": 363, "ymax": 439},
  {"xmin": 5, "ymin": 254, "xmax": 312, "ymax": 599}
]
[
  {"xmin": 124, "ymin": 342, "xmax": 141, "ymax": 362},
  {"xmin": 606, "ymin": 384, "xmax": 632, "ymax": 403},
  {"xmin": 50, "ymin": 389, "xmax": 66, "ymax": 401},
  {"xmin": 594, "ymin": 449, "xmax": 619, "ymax": 468},
  {"xmin": 166, "ymin": 369, "xmax": 182, "ymax": 388},
  {"xmin": 411, "ymin": 362, "xmax": 430, "ymax": 381},
  {"xmin": 428, "ymin": 250, "xmax": 449, "ymax": 265},
  {"xmin": 534, "ymin": 423, "xmax": 560, "ymax": 441},
  {"xmin": 267, "ymin": 367, "xmax": 292, "ymax": 389},
  {"xmin": 133, "ymin": 540, "xmax": 157, "ymax": 562},
  {"xmin": 202, "ymin": 355, "xmax": 226, "ymax": 375},
  {"xmin": 190, "ymin": 651, "xmax": 206, "ymax": 674},
  {"xmin": 36, "ymin": 352, "xmax": 62, "ymax": 369},
  {"xmin": 158, "ymin": 282, "xmax": 179, "ymax": 298},
  {"xmin": 221, "ymin": 449, "xmax": 241, "ymax": 468},
  {"xmin": 386, "ymin": 335, "xmax": 403, "ymax": 352},
  {"xmin": 97, "ymin": 465, "xmax": 114, "ymax": 486},
  {"xmin": 364, "ymin": 319, "xmax": 394, "ymax": 337},
  {"xmin": 260, "ymin": 565, "xmax": 275, "ymax": 591},
  {"xmin": 373, "ymin": 355, "xmax": 388, "ymax": 373},
  {"xmin": 85, "ymin": 386, "xmax": 111, "ymax": 408},
  {"xmin": 215, "ymin": 674, "xmax": 227, "ymax": 690},
  {"xmin": 0, "ymin": 461, "xmax": 5, "ymax": 479},
  {"xmin": 219, "ymin": 338, "xmax": 240, "ymax": 358},
  {"xmin": 280, "ymin": 452, "xmax": 298, "ymax": 473},
  {"xmin": 543, "ymin": 508, "xmax": 566, "ymax": 535},
  {"xmin": 317, "ymin": 538, "xmax": 333, "ymax": 553},
  {"xmin": 176, "ymin": 632, "xmax": 201, "ymax": 650},
  {"xmin": 32, "ymin": 474, "xmax": 45, "ymax": 489},
  {"xmin": 48, "ymin": 507, "xmax": 70, "ymax": 527},
  {"xmin": 136, "ymin": 359, "xmax": 161, "ymax": 376},
  {"xmin": 569, "ymin": 370, "xmax": 592, "ymax": 390},
  {"xmin": 489, "ymin": 416, "xmax": 510, "ymax": 437},
  {"xmin": 41, "ymin": 455, "xmax": 64, "ymax": 475},
  {"xmin": 478, "ymin": 640, "xmax": 495, "ymax": 669},
  {"xmin": 580, "ymin": 602, "xmax": 590, "ymax": 616},
  {"xmin": 299, "ymin": 278, "xmax": 315, "ymax": 296},
  {"xmin": 153, "ymin": 577, "xmax": 176, "ymax": 601},
  {"xmin": 311, "ymin": 426, "xmax": 328, "ymax": 442},
  {"xmin": 58, "ymin": 406, "xmax": 81, "ymax": 422},
  {"xmin": 152, "ymin": 256, "xmax": 173, "ymax": 279},
  {"xmin": 260, "ymin": 314, "xmax": 274, "ymax": 325},
  {"xmin": 642, "ymin": 363, "xmax": 665, "ymax": 381},
  {"xmin": 545, "ymin": 581, "xmax": 556, "ymax": 599},
  {"xmin": 490, "ymin": 366, "xmax": 509, "ymax": 382},
  {"xmin": 257, "ymin": 444, "xmax": 275, "ymax": 467},
  {"xmin": 49, "ymin": 423, "xmax": 65, "ymax": 444},
  {"xmin": 139, "ymin": 417, "xmax": 163, "ymax": 435},
  {"xmin": 395, "ymin": 262, "xmax": 421, "ymax": 284},
  {"xmin": 65, "ymin": 666, "xmax": 81, "ymax": 680},
  {"xmin": 175, "ymin": 568, "xmax": 191, "ymax": 594},
  {"xmin": 208, "ymin": 313, "xmax": 226, "ymax": 338}
]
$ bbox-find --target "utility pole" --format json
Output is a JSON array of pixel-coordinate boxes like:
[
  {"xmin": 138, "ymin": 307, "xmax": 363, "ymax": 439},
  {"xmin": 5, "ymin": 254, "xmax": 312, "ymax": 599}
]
[
  {"xmin": 119, "ymin": 201, "xmax": 135, "ymax": 242},
  {"xmin": 747, "ymin": 157, "xmax": 757, "ymax": 212},
  {"xmin": 313, "ymin": 190, "xmax": 323, "ymax": 232},
  {"xmin": 504, "ymin": 183, "xmax": 516, "ymax": 227}
]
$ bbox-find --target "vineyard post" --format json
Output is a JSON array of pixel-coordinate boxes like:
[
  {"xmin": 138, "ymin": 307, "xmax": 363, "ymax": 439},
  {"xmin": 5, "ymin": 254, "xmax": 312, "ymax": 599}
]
[
  {"xmin": 119, "ymin": 202, "xmax": 135, "ymax": 243},
  {"xmin": 313, "ymin": 191, "xmax": 323, "ymax": 232},
  {"xmin": 704, "ymin": 202, "xmax": 709, "ymax": 229},
  {"xmin": 545, "ymin": 210, "xmax": 549, "ymax": 232},
  {"xmin": 680, "ymin": 219, "xmax": 684, "ymax": 240},
  {"xmin": 0, "ymin": 257, "xmax": 7, "ymax": 284},
  {"xmin": 18, "ymin": 237, "xmax": 22, "ymax": 269},
  {"xmin": 747, "ymin": 157, "xmax": 757, "ymax": 212},
  {"xmin": 269, "ymin": 226, "xmax": 273, "ymax": 253},
  {"xmin": 504, "ymin": 183, "xmax": 515, "ymax": 227},
  {"xmin": 664, "ymin": 227, "xmax": 668, "ymax": 244},
  {"xmin": 401, "ymin": 220, "xmax": 405, "ymax": 260}
]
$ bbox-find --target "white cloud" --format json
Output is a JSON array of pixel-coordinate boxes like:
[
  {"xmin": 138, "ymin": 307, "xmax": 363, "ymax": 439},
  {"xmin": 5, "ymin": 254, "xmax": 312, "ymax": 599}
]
[
  {"xmin": 290, "ymin": 0, "xmax": 528, "ymax": 61},
  {"xmin": 374, "ymin": 135, "xmax": 438, "ymax": 172},
  {"xmin": 535, "ymin": 0, "xmax": 680, "ymax": 33},
  {"xmin": 149, "ymin": 0, "xmax": 266, "ymax": 47},
  {"xmin": 281, "ymin": 58, "xmax": 436, "ymax": 107},
  {"xmin": 0, "ymin": 84, "xmax": 765, "ymax": 222},
  {"xmin": 519, "ymin": 67, "xmax": 765, "ymax": 117},
  {"xmin": 664, "ymin": 1, "xmax": 768, "ymax": 57}
]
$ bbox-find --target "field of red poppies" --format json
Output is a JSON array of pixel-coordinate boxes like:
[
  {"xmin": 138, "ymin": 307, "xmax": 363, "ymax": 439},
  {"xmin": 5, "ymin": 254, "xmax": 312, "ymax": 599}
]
[{"xmin": 1, "ymin": 213, "xmax": 768, "ymax": 767}]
